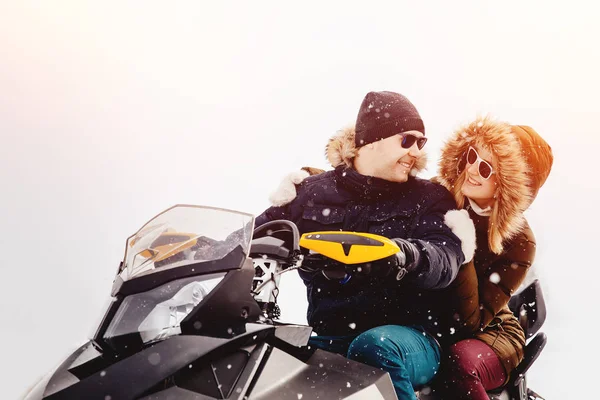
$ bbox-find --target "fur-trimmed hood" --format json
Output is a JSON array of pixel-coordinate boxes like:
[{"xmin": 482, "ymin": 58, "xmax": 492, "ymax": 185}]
[
  {"xmin": 437, "ymin": 117, "xmax": 533, "ymax": 254},
  {"xmin": 324, "ymin": 125, "xmax": 428, "ymax": 175}
]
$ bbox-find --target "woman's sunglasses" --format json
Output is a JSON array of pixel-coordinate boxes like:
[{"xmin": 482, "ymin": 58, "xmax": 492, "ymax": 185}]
[
  {"xmin": 398, "ymin": 133, "xmax": 428, "ymax": 150},
  {"xmin": 457, "ymin": 146, "xmax": 495, "ymax": 180}
]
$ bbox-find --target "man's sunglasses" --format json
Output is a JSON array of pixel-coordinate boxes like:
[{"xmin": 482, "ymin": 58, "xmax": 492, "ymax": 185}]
[
  {"xmin": 398, "ymin": 133, "xmax": 428, "ymax": 150},
  {"xmin": 457, "ymin": 146, "xmax": 495, "ymax": 180}
]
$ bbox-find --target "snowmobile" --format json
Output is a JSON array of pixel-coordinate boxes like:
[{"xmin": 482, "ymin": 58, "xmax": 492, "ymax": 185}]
[
  {"xmin": 23, "ymin": 205, "xmax": 398, "ymax": 400},
  {"xmin": 23, "ymin": 204, "xmax": 548, "ymax": 400}
]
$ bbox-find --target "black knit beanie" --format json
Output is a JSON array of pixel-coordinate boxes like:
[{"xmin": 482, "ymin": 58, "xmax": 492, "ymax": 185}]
[{"xmin": 354, "ymin": 91, "xmax": 425, "ymax": 147}]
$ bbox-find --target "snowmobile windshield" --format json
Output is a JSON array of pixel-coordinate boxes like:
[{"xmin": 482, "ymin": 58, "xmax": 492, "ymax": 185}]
[{"xmin": 118, "ymin": 205, "xmax": 254, "ymax": 282}]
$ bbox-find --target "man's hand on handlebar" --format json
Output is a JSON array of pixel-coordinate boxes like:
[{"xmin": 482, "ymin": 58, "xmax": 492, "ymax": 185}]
[{"xmin": 300, "ymin": 252, "xmax": 408, "ymax": 283}]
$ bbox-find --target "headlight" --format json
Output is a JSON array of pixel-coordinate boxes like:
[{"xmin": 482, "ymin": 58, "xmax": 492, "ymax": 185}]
[
  {"xmin": 138, "ymin": 278, "xmax": 221, "ymax": 342},
  {"xmin": 104, "ymin": 273, "xmax": 225, "ymax": 347}
]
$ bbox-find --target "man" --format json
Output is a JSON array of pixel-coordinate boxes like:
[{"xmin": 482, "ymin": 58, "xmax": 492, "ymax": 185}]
[{"xmin": 255, "ymin": 91, "xmax": 464, "ymax": 399}]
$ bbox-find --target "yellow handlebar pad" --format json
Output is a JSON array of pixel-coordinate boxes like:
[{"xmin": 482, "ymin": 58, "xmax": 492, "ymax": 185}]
[{"xmin": 299, "ymin": 231, "xmax": 400, "ymax": 264}]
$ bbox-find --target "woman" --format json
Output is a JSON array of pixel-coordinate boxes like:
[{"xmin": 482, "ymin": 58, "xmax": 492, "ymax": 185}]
[
  {"xmin": 434, "ymin": 117, "xmax": 553, "ymax": 398},
  {"xmin": 267, "ymin": 116, "xmax": 553, "ymax": 398}
]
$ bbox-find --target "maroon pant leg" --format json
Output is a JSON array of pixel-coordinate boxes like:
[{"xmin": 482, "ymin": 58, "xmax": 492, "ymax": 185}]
[{"xmin": 442, "ymin": 339, "xmax": 507, "ymax": 399}]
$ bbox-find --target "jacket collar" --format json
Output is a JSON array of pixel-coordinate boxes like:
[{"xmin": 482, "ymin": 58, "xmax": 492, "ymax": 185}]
[
  {"xmin": 467, "ymin": 197, "xmax": 492, "ymax": 216},
  {"xmin": 466, "ymin": 204, "xmax": 490, "ymax": 234},
  {"xmin": 334, "ymin": 166, "xmax": 413, "ymax": 200}
]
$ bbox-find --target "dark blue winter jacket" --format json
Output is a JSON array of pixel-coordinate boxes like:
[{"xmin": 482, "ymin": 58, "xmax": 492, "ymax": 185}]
[{"xmin": 255, "ymin": 166, "xmax": 464, "ymax": 339}]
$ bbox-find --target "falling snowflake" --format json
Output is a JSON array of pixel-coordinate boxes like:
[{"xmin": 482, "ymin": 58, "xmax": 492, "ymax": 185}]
[
  {"xmin": 450, "ymin": 327, "xmax": 456, "ymax": 335},
  {"xmin": 298, "ymin": 394, "xmax": 303, "ymax": 399},
  {"xmin": 348, "ymin": 322, "xmax": 357, "ymax": 330},
  {"xmin": 148, "ymin": 353, "xmax": 161, "ymax": 366},
  {"xmin": 227, "ymin": 364, "xmax": 232, "ymax": 369},
  {"xmin": 346, "ymin": 382, "xmax": 351, "ymax": 388},
  {"xmin": 322, "ymin": 208, "xmax": 331, "ymax": 217},
  {"xmin": 489, "ymin": 272, "xmax": 501, "ymax": 284},
  {"xmin": 421, "ymin": 386, "xmax": 432, "ymax": 395}
]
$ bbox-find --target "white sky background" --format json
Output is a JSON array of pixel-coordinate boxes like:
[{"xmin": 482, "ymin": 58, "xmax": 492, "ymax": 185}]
[{"xmin": 1, "ymin": 1, "xmax": 598, "ymax": 398}]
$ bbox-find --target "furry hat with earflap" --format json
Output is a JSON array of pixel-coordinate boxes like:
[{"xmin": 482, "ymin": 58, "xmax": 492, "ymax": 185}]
[
  {"xmin": 437, "ymin": 116, "xmax": 553, "ymax": 254},
  {"xmin": 511, "ymin": 125, "xmax": 553, "ymax": 202}
]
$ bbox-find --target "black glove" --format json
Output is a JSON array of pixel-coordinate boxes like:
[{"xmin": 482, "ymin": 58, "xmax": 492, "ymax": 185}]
[
  {"xmin": 346, "ymin": 239, "xmax": 421, "ymax": 281},
  {"xmin": 347, "ymin": 255, "xmax": 405, "ymax": 281},
  {"xmin": 392, "ymin": 238, "xmax": 422, "ymax": 272},
  {"xmin": 300, "ymin": 253, "xmax": 355, "ymax": 283},
  {"xmin": 346, "ymin": 256, "xmax": 397, "ymax": 278},
  {"xmin": 301, "ymin": 253, "xmax": 344, "ymax": 274},
  {"xmin": 300, "ymin": 239, "xmax": 421, "ymax": 284}
]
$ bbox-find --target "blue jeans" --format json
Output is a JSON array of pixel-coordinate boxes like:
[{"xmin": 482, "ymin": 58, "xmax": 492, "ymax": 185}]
[{"xmin": 309, "ymin": 325, "xmax": 441, "ymax": 400}]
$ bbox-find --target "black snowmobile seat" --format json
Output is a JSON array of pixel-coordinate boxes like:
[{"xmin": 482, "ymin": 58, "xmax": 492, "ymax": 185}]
[
  {"xmin": 490, "ymin": 279, "xmax": 548, "ymax": 397},
  {"xmin": 508, "ymin": 279, "xmax": 547, "ymax": 339}
]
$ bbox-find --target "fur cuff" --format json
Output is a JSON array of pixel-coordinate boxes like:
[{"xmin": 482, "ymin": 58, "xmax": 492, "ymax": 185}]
[
  {"xmin": 444, "ymin": 209, "xmax": 476, "ymax": 263},
  {"xmin": 268, "ymin": 170, "xmax": 310, "ymax": 206}
]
